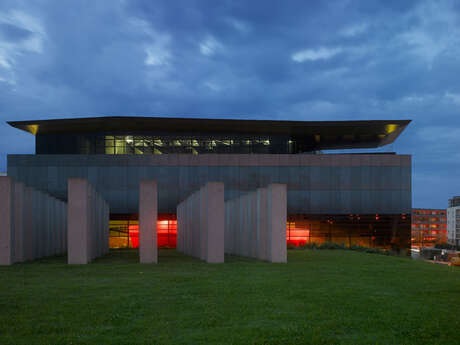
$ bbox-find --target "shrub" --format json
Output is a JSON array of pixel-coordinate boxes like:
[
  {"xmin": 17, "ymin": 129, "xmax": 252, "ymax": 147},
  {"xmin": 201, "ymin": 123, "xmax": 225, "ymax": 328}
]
[
  {"xmin": 290, "ymin": 242, "xmax": 399, "ymax": 257},
  {"xmin": 319, "ymin": 242, "xmax": 345, "ymax": 250},
  {"xmin": 349, "ymin": 244, "xmax": 366, "ymax": 252},
  {"xmin": 298, "ymin": 242, "xmax": 318, "ymax": 250}
]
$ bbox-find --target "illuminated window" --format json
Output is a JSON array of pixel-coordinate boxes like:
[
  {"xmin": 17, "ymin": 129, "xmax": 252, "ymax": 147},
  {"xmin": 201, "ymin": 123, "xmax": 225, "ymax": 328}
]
[{"xmin": 109, "ymin": 215, "xmax": 177, "ymax": 249}]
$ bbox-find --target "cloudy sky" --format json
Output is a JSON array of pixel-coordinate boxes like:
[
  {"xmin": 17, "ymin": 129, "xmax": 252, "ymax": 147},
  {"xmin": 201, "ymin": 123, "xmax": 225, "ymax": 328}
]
[{"xmin": 0, "ymin": 0, "xmax": 459, "ymax": 208}]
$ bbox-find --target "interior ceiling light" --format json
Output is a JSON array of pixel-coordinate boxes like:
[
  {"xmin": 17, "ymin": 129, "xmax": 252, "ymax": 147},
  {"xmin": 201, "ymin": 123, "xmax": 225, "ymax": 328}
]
[{"xmin": 385, "ymin": 124, "xmax": 398, "ymax": 134}]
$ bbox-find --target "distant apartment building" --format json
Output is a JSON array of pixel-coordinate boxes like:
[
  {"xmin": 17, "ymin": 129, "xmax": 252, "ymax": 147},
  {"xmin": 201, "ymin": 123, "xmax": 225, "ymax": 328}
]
[
  {"xmin": 411, "ymin": 209, "xmax": 447, "ymax": 248},
  {"xmin": 447, "ymin": 197, "xmax": 460, "ymax": 246}
]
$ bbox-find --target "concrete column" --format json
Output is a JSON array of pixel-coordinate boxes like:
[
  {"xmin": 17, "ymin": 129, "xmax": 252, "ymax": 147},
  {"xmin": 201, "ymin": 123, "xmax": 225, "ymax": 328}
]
[
  {"xmin": 55, "ymin": 200, "xmax": 61, "ymax": 255},
  {"xmin": 176, "ymin": 203, "xmax": 181, "ymax": 252},
  {"xmin": 191, "ymin": 190, "xmax": 199, "ymax": 258},
  {"xmin": 13, "ymin": 182, "xmax": 25, "ymax": 262},
  {"xmin": 231, "ymin": 198, "xmax": 238, "ymax": 255},
  {"xmin": 187, "ymin": 194, "xmax": 193, "ymax": 256},
  {"xmin": 249, "ymin": 191, "xmax": 258, "ymax": 258},
  {"xmin": 68, "ymin": 178, "xmax": 90, "ymax": 264},
  {"xmin": 104, "ymin": 202, "xmax": 109, "ymax": 254},
  {"xmin": 23, "ymin": 187, "xmax": 34, "ymax": 261},
  {"xmin": 224, "ymin": 201, "xmax": 231, "ymax": 254},
  {"xmin": 267, "ymin": 184, "xmax": 287, "ymax": 263},
  {"xmin": 0, "ymin": 177, "xmax": 14, "ymax": 265},
  {"xmin": 31, "ymin": 189, "xmax": 38, "ymax": 260},
  {"xmin": 232, "ymin": 197, "xmax": 240, "ymax": 256},
  {"xmin": 256, "ymin": 187, "xmax": 268, "ymax": 261},
  {"xmin": 176, "ymin": 182, "xmax": 224, "ymax": 263},
  {"xmin": 205, "ymin": 182, "xmax": 224, "ymax": 263},
  {"xmin": 139, "ymin": 180, "xmax": 158, "ymax": 263}
]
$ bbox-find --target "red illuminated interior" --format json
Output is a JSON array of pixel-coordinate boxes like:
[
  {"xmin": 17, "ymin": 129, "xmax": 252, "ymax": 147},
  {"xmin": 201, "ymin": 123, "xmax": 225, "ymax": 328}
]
[
  {"xmin": 111, "ymin": 215, "xmax": 309, "ymax": 249},
  {"xmin": 126, "ymin": 219, "xmax": 177, "ymax": 249},
  {"xmin": 286, "ymin": 222, "xmax": 310, "ymax": 246},
  {"xmin": 128, "ymin": 222, "xmax": 307, "ymax": 247}
]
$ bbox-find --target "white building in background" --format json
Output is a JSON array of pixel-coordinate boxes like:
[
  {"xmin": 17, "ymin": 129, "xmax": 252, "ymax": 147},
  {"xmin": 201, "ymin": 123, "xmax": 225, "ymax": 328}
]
[{"xmin": 447, "ymin": 196, "xmax": 460, "ymax": 246}]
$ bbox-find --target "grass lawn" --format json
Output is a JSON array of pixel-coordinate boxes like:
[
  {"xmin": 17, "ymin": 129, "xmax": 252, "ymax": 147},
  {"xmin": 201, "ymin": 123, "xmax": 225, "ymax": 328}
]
[{"xmin": 0, "ymin": 249, "xmax": 459, "ymax": 345}]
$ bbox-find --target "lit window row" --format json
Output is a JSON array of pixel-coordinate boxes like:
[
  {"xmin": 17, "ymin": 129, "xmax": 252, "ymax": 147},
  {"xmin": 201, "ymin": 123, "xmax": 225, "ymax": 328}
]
[{"xmin": 99, "ymin": 136, "xmax": 285, "ymax": 155}]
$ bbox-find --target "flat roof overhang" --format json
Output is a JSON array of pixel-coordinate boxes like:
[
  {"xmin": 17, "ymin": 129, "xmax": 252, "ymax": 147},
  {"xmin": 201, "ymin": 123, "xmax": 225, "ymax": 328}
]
[{"xmin": 7, "ymin": 116, "xmax": 411, "ymax": 150}]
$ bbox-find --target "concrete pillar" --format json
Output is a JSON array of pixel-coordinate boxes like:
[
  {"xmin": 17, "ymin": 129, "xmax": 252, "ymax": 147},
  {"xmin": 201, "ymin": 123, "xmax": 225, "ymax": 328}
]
[
  {"xmin": 139, "ymin": 180, "xmax": 158, "ymax": 264},
  {"xmin": 176, "ymin": 182, "xmax": 224, "ymax": 263},
  {"xmin": 224, "ymin": 201, "xmax": 231, "ymax": 254},
  {"xmin": 187, "ymin": 194, "xmax": 192, "ymax": 256},
  {"xmin": 205, "ymin": 182, "xmax": 224, "ymax": 263},
  {"xmin": 249, "ymin": 191, "xmax": 258, "ymax": 259},
  {"xmin": 68, "ymin": 178, "xmax": 109, "ymax": 264},
  {"xmin": 232, "ymin": 197, "xmax": 240, "ymax": 256},
  {"xmin": 55, "ymin": 200, "xmax": 60, "ymax": 255},
  {"xmin": 68, "ymin": 178, "xmax": 90, "ymax": 264},
  {"xmin": 33, "ymin": 190, "xmax": 40, "ymax": 260},
  {"xmin": 0, "ymin": 177, "xmax": 14, "ymax": 265},
  {"xmin": 267, "ymin": 184, "xmax": 287, "ymax": 263},
  {"xmin": 176, "ymin": 203, "xmax": 181, "ymax": 252},
  {"xmin": 13, "ymin": 182, "xmax": 25, "ymax": 262},
  {"xmin": 199, "ymin": 187, "xmax": 207, "ymax": 260},
  {"xmin": 23, "ymin": 187, "xmax": 34, "ymax": 261},
  {"xmin": 256, "ymin": 187, "xmax": 268, "ymax": 261},
  {"xmin": 103, "ymin": 202, "xmax": 109, "ymax": 254}
]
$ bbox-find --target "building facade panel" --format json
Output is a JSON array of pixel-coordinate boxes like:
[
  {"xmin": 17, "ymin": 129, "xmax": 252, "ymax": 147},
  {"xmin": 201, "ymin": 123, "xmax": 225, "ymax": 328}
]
[{"xmin": 8, "ymin": 154, "xmax": 411, "ymax": 215}]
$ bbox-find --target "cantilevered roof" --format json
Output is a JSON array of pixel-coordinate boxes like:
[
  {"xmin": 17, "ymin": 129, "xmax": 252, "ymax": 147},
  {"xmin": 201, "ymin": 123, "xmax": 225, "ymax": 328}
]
[{"xmin": 7, "ymin": 116, "xmax": 410, "ymax": 150}]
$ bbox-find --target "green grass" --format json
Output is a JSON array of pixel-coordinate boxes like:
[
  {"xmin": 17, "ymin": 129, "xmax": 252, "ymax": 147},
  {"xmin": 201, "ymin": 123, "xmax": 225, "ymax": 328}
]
[{"xmin": 1, "ymin": 250, "xmax": 459, "ymax": 345}]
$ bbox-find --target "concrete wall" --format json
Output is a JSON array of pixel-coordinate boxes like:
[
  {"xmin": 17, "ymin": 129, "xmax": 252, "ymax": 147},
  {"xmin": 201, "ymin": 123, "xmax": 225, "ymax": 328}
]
[
  {"xmin": 7, "ymin": 154, "xmax": 411, "ymax": 215},
  {"xmin": 225, "ymin": 184, "xmax": 287, "ymax": 263},
  {"xmin": 177, "ymin": 182, "xmax": 224, "ymax": 263},
  {"xmin": 0, "ymin": 176, "xmax": 67, "ymax": 265},
  {"xmin": 67, "ymin": 178, "xmax": 109, "ymax": 264},
  {"xmin": 139, "ymin": 180, "xmax": 158, "ymax": 263}
]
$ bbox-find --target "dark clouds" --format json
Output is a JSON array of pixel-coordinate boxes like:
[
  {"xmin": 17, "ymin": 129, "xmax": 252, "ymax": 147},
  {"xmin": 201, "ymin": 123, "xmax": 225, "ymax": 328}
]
[{"xmin": 0, "ymin": 0, "xmax": 459, "ymax": 207}]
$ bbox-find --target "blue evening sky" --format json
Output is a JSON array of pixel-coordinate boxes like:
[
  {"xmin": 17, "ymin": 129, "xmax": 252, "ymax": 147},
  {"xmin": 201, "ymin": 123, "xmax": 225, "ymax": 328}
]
[{"xmin": 0, "ymin": 0, "xmax": 459, "ymax": 208}]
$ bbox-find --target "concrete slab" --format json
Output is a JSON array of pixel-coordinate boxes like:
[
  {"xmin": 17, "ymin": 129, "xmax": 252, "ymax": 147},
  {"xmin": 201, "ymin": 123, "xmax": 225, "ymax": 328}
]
[
  {"xmin": 0, "ymin": 177, "xmax": 14, "ymax": 265},
  {"xmin": 139, "ymin": 180, "xmax": 158, "ymax": 263}
]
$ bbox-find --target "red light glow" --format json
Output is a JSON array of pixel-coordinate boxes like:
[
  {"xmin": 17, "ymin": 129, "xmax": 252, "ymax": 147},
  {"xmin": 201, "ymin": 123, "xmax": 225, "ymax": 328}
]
[
  {"xmin": 126, "ymin": 219, "xmax": 177, "ymax": 248},
  {"xmin": 286, "ymin": 223, "xmax": 310, "ymax": 246}
]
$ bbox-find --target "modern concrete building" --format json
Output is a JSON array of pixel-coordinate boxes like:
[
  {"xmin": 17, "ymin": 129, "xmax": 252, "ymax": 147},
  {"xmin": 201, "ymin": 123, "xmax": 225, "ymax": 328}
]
[
  {"xmin": 411, "ymin": 209, "xmax": 447, "ymax": 248},
  {"xmin": 447, "ymin": 197, "xmax": 460, "ymax": 246},
  {"xmin": 7, "ymin": 116, "xmax": 412, "ymax": 252}
]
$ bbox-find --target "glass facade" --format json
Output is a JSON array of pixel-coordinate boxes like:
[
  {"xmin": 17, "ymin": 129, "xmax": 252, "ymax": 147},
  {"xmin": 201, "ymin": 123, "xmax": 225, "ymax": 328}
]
[
  {"xmin": 109, "ymin": 214, "xmax": 177, "ymax": 249},
  {"xmin": 36, "ymin": 133, "xmax": 300, "ymax": 154},
  {"xmin": 287, "ymin": 214, "xmax": 411, "ymax": 252},
  {"xmin": 109, "ymin": 213, "xmax": 410, "ymax": 252}
]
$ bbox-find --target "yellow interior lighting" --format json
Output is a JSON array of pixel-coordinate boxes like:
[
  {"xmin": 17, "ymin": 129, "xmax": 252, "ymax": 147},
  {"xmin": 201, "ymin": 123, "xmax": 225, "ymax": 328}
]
[
  {"xmin": 27, "ymin": 124, "xmax": 39, "ymax": 135},
  {"xmin": 385, "ymin": 124, "xmax": 398, "ymax": 134}
]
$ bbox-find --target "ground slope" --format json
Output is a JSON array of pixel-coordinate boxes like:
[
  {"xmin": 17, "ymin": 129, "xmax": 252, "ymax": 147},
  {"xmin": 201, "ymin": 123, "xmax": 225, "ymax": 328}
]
[{"xmin": 0, "ymin": 250, "xmax": 459, "ymax": 345}]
